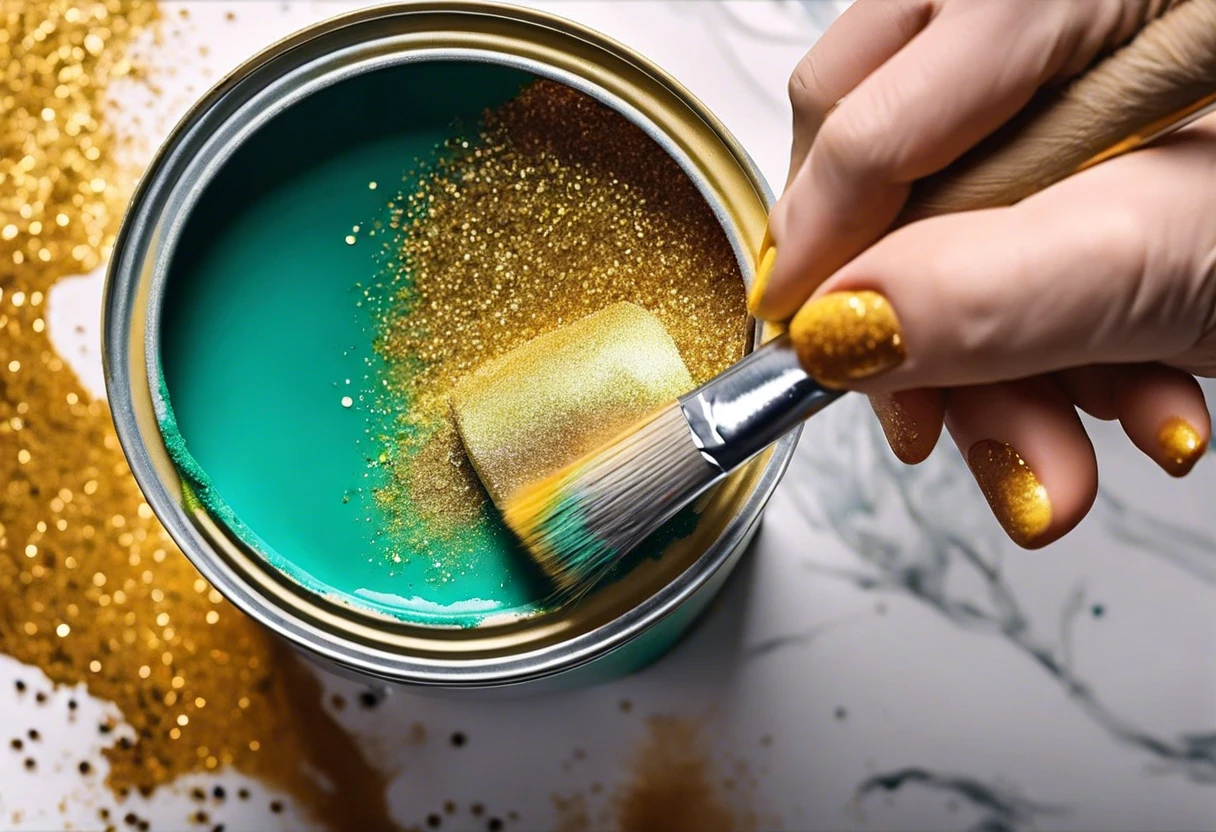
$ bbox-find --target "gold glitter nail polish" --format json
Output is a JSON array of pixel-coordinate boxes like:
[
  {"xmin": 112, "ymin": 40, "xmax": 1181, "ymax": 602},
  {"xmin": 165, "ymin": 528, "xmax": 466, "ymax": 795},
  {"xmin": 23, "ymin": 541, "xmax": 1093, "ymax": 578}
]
[
  {"xmin": 788, "ymin": 290, "xmax": 905, "ymax": 387},
  {"xmin": 869, "ymin": 393, "xmax": 924, "ymax": 464},
  {"xmin": 967, "ymin": 440, "xmax": 1052, "ymax": 546},
  {"xmin": 1156, "ymin": 416, "xmax": 1206, "ymax": 477},
  {"xmin": 746, "ymin": 229, "xmax": 774, "ymax": 316}
]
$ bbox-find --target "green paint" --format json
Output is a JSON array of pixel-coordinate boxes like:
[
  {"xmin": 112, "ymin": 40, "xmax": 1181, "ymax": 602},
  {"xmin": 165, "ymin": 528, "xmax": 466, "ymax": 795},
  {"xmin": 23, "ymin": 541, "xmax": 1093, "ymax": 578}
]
[{"xmin": 158, "ymin": 61, "xmax": 702, "ymax": 626}]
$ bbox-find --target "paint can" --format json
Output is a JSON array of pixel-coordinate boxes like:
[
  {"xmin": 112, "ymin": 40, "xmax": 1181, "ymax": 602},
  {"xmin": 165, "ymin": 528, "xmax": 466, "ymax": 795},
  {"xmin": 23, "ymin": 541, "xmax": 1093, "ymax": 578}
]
[{"xmin": 104, "ymin": 2, "xmax": 798, "ymax": 690}]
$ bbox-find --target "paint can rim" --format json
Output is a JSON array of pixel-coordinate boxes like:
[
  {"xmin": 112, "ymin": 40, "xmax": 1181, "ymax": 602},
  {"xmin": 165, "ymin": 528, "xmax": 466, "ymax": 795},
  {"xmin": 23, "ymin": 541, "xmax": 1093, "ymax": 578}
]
[{"xmin": 103, "ymin": 1, "xmax": 800, "ymax": 688}]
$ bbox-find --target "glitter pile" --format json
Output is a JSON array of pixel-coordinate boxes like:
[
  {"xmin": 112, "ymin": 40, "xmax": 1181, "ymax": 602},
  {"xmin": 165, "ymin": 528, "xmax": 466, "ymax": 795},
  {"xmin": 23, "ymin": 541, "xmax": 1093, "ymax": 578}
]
[
  {"xmin": 369, "ymin": 80, "xmax": 749, "ymax": 565},
  {"xmin": 0, "ymin": 3, "xmax": 393, "ymax": 826},
  {"xmin": 615, "ymin": 716, "xmax": 741, "ymax": 832},
  {"xmin": 549, "ymin": 715, "xmax": 756, "ymax": 832}
]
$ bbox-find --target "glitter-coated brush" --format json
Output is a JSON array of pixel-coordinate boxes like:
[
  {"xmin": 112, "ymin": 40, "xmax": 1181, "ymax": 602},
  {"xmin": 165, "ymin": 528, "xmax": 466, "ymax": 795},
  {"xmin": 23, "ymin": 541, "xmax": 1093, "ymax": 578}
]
[
  {"xmin": 504, "ymin": 334, "xmax": 839, "ymax": 596},
  {"xmin": 503, "ymin": 0, "xmax": 1216, "ymax": 598}
]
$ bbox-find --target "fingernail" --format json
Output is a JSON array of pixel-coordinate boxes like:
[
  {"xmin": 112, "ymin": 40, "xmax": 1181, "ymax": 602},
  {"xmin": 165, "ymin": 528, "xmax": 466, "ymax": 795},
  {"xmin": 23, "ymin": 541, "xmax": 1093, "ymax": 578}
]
[
  {"xmin": 747, "ymin": 228, "xmax": 775, "ymax": 316},
  {"xmin": 1156, "ymin": 416, "xmax": 1207, "ymax": 477},
  {"xmin": 789, "ymin": 290, "xmax": 905, "ymax": 387},
  {"xmin": 967, "ymin": 439, "xmax": 1052, "ymax": 547},
  {"xmin": 870, "ymin": 393, "xmax": 924, "ymax": 464}
]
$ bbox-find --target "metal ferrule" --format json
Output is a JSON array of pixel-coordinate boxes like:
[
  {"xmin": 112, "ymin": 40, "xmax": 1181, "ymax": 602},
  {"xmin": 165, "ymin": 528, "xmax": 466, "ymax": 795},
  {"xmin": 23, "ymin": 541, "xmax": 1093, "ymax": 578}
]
[{"xmin": 679, "ymin": 334, "xmax": 843, "ymax": 473}]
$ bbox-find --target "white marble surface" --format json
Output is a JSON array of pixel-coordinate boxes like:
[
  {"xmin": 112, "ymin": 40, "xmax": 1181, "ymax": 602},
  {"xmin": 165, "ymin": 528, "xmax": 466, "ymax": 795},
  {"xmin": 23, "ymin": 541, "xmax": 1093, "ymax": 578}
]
[{"xmin": 5, "ymin": 2, "xmax": 1216, "ymax": 830}]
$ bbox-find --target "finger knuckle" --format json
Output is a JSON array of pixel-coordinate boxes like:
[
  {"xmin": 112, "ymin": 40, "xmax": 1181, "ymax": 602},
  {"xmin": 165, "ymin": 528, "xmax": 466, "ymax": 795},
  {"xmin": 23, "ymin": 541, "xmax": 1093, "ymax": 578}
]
[
  {"xmin": 1151, "ymin": 130, "xmax": 1216, "ymax": 357},
  {"xmin": 1107, "ymin": 0, "xmax": 1162, "ymax": 47},
  {"xmin": 1099, "ymin": 205, "xmax": 1163, "ymax": 341},
  {"xmin": 939, "ymin": 270, "xmax": 1010, "ymax": 359},
  {"xmin": 1189, "ymin": 146, "xmax": 1216, "ymax": 350},
  {"xmin": 878, "ymin": 0, "xmax": 936, "ymax": 40},
  {"xmin": 1194, "ymin": 246, "xmax": 1216, "ymax": 355},
  {"xmin": 813, "ymin": 107, "xmax": 892, "ymax": 183},
  {"xmin": 914, "ymin": 224, "xmax": 1016, "ymax": 358},
  {"xmin": 787, "ymin": 50, "xmax": 831, "ymax": 117}
]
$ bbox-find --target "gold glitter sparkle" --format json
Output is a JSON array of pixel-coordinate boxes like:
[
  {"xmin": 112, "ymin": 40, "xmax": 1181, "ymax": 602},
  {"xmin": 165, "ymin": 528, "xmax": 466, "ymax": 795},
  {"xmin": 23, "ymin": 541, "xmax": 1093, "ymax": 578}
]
[
  {"xmin": 967, "ymin": 439, "xmax": 1052, "ymax": 547},
  {"xmin": 369, "ymin": 80, "xmax": 748, "ymax": 557},
  {"xmin": 452, "ymin": 302, "xmax": 693, "ymax": 507},
  {"xmin": 1156, "ymin": 416, "xmax": 1206, "ymax": 477},
  {"xmin": 1, "ymin": 3, "xmax": 395, "ymax": 827},
  {"xmin": 788, "ymin": 290, "xmax": 905, "ymax": 388},
  {"xmin": 869, "ymin": 394, "xmax": 919, "ymax": 452}
]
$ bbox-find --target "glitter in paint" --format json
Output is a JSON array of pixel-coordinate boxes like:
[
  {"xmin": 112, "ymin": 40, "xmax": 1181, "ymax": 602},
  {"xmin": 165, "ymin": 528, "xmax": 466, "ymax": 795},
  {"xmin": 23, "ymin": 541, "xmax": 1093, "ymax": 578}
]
[{"xmin": 368, "ymin": 79, "xmax": 748, "ymax": 574}]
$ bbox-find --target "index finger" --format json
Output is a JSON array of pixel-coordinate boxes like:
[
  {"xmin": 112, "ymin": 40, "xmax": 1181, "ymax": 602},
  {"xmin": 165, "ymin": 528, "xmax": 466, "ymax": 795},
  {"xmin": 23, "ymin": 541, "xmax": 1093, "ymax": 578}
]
[
  {"xmin": 753, "ymin": 0, "xmax": 1107, "ymax": 321},
  {"xmin": 784, "ymin": 0, "xmax": 936, "ymax": 188}
]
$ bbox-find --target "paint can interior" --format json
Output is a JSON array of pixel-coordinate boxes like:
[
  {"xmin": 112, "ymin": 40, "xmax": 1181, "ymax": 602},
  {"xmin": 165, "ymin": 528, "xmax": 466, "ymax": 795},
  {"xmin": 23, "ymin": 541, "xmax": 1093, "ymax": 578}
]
[{"xmin": 104, "ymin": 3, "xmax": 798, "ymax": 689}]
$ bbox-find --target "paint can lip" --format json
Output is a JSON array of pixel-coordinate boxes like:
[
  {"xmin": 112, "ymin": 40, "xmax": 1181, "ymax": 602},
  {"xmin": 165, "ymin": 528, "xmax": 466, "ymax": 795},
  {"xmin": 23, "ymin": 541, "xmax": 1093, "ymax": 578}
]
[{"xmin": 103, "ymin": 1, "xmax": 799, "ymax": 687}]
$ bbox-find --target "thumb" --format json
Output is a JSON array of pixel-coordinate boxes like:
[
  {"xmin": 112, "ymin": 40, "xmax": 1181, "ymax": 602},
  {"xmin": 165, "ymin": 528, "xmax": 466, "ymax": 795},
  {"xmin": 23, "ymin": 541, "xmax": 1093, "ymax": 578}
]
[{"xmin": 785, "ymin": 124, "xmax": 1216, "ymax": 392}]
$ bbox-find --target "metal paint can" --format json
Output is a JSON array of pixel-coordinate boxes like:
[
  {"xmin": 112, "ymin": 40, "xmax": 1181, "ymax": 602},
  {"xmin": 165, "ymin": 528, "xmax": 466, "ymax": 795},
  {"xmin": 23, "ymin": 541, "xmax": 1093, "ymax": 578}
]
[{"xmin": 104, "ymin": 2, "xmax": 798, "ymax": 690}]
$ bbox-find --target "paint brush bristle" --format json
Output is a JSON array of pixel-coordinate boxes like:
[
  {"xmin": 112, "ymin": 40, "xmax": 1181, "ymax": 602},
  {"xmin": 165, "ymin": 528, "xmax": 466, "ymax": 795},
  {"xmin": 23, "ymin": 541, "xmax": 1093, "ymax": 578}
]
[{"xmin": 503, "ymin": 403, "xmax": 721, "ymax": 600}]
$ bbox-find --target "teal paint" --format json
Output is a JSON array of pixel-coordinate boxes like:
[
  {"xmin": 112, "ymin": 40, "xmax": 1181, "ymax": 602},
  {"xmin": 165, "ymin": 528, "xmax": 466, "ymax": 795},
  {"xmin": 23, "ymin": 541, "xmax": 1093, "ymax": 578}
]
[
  {"xmin": 158, "ymin": 61, "xmax": 702, "ymax": 627},
  {"xmin": 160, "ymin": 62, "xmax": 546, "ymax": 626}
]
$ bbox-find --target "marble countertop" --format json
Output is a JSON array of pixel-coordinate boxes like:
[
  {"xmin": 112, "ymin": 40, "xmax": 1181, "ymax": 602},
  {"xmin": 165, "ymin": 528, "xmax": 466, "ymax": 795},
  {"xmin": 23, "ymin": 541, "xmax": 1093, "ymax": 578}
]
[{"xmin": 4, "ymin": 2, "xmax": 1215, "ymax": 830}]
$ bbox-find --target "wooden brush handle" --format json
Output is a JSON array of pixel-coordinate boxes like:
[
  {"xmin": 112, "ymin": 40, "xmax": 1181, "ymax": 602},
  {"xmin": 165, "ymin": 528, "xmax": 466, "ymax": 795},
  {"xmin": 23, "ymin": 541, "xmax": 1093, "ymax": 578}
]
[{"xmin": 898, "ymin": 0, "xmax": 1216, "ymax": 224}]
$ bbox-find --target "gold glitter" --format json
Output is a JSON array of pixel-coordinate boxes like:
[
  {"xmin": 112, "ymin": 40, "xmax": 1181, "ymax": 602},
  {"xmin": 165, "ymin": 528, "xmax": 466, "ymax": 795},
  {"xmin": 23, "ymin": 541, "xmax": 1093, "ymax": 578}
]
[
  {"xmin": 788, "ymin": 290, "xmax": 905, "ymax": 387},
  {"xmin": 1, "ymin": 3, "xmax": 396, "ymax": 827},
  {"xmin": 614, "ymin": 716, "xmax": 745, "ymax": 832},
  {"xmin": 967, "ymin": 440, "xmax": 1052, "ymax": 546},
  {"xmin": 399, "ymin": 420, "xmax": 485, "ymax": 532},
  {"xmin": 373, "ymin": 79, "xmax": 747, "ymax": 555},
  {"xmin": 868, "ymin": 392, "xmax": 932, "ymax": 464},
  {"xmin": 452, "ymin": 303, "xmax": 693, "ymax": 506},
  {"xmin": 1156, "ymin": 416, "xmax": 1206, "ymax": 477}
]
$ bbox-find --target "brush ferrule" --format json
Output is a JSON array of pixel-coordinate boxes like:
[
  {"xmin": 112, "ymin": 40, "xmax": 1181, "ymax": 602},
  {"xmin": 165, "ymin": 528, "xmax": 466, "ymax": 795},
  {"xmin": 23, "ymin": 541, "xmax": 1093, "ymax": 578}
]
[{"xmin": 678, "ymin": 334, "xmax": 842, "ymax": 472}]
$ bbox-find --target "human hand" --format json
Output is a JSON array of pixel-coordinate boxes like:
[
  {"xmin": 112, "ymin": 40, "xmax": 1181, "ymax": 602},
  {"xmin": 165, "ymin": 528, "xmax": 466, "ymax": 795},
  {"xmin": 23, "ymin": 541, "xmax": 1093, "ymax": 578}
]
[{"xmin": 751, "ymin": 0, "xmax": 1214, "ymax": 547}]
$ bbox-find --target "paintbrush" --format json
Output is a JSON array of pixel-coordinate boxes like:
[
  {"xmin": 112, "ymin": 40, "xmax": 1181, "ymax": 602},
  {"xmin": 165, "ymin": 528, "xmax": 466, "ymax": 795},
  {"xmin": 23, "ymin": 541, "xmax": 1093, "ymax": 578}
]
[{"xmin": 503, "ymin": 0, "xmax": 1216, "ymax": 598}]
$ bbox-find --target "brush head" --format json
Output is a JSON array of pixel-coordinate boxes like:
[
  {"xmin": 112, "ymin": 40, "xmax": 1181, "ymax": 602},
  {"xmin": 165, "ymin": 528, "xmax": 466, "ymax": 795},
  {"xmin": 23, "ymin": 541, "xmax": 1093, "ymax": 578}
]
[
  {"xmin": 451, "ymin": 302, "xmax": 693, "ymax": 509},
  {"xmin": 503, "ymin": 403, "xmax": 721, "ymax": 600}
]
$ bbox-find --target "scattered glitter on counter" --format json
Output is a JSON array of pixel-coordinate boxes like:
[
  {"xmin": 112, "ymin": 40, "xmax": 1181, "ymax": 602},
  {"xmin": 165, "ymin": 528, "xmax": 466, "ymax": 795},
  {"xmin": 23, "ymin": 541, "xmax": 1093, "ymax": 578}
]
[
  {"xmin": 0, "ymin": 3, "xmax": 396, "ymax": 827},
  {"xmin": 614, "ymin": 716, "xmax": 743, "ymax": 832},
  {"xmin": 550, "ymin": 715, "xmax": 755, "ymax": 832},
  {"xmin": 369, "ymin": 80, "xmax": 749, "ymax": 574},
  {"xmin": 551, "ymin": 793, "xmax": 592, "ymax": 832}
]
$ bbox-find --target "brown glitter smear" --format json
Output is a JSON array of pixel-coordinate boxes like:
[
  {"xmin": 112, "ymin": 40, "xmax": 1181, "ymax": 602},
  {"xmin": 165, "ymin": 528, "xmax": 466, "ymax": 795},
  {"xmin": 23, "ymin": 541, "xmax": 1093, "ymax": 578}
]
[
  {"xmin": 788, "ymin": 290, "xmax": 905, "ymax": 388},
  {"xmin": 967, "ymin": 439, "xmax": 1053, "ymax": 546},
  {"xmin": 868, "ymin": 392, "xmax": 938, "ymax": 465},
  {"xmin": 1, "ymin": 3, "xmax": 396, "ymax": 828},
  {"xmin": 1156, "ymin": 416, "xmax": 1206, "ymax": 477},
  {"xmin": 371, "ymin": 80, "xmax": 748, "ymax": 548},
  {"xmin": 551, "ymin": 793, "xmax": 592, "ymax": 832},
  {"xmin": 869, "ymin": 393, "xmax": 919, "ymax": 457},
  {"xmin": 614, "ymin": 716, "xmax": 743, "ymax": 832}
]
